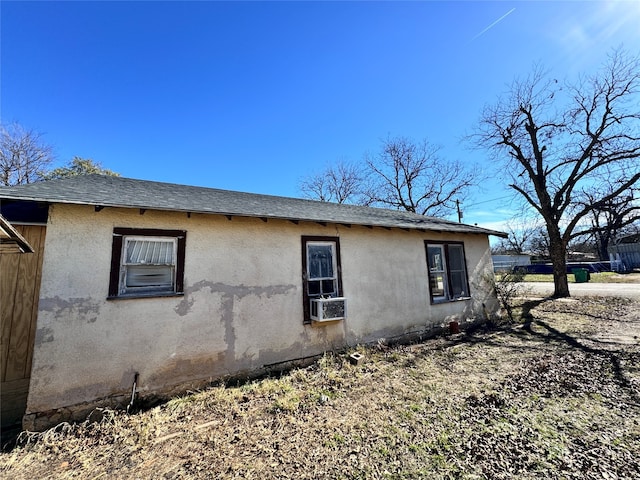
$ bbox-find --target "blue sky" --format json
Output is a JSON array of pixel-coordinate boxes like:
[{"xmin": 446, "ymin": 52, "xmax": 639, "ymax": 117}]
[{"xmin": 2, "ymin": 1, "xmax": 640, "ymax": 230}]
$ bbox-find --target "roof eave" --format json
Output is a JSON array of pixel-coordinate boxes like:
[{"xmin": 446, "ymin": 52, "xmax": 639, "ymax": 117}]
[{"xmin": 0, "ymin": 193, "xmax": 506, "ymax": 238}]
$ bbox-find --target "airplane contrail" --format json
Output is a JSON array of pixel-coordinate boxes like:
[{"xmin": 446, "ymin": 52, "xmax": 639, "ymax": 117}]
[{"xmin": 472, "ymin": 7, "xmax": 516, "ymax": 40}]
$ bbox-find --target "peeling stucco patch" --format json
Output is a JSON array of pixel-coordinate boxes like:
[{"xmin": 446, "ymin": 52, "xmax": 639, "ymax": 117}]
[
  {"xmin": 120, "ymin": 368, "xmax": 139, "ymax": 391},
  {"xmin": 221, "ymin": 294, "xmax": 236, "ymax": 371},
  {"xmin": 254, "ymin": 340, "xmax": 306, "ymax": 367},
  {"xmin": 39, "ymin": 296, "xmax": 101, "ymax": 323},
  {"xmin": 29, "ymin": 381, "xmax": 128, "ymax": 413},
  {"xmin": 145, "ymin": 352, "xmax": 227, "ymax": 389},
  {"xmin": 29, "ymin": 364, "xmax": 55, "ymax": 391},
  {"xmin": 174, "ymin": 281, "xmax": 296, "ymax": 317},
  {"xmin": 35, "ymin": 326, "xmax": 55, "ymax": 345},
  {"xmin": 174, "ymin": 280, "xmax": 297, "ymax": 372}
]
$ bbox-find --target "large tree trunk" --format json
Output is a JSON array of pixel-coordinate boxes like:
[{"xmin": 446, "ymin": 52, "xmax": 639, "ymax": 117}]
[
  {"xmin": 548, "ymin": 229, "xmax": 570, "ymax": 297},
  {"xmin": 596, "ymin": 232, "xmax": 611, "ymax": 262}
]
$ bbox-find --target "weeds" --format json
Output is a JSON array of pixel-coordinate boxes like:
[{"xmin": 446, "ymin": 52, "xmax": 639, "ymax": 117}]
[
  {"xmin": 488, "ymin": 269, "xmax": 528, "ymax": 323},
  {"xmin": 1, "ymin": 297, "xmax": 639, "ymax": 479}
]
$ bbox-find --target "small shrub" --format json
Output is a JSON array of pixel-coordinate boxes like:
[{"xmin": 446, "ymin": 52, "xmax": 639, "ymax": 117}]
[{"xmin": 488, "ymin": 269, "xmax": 527, "ymax": 323}]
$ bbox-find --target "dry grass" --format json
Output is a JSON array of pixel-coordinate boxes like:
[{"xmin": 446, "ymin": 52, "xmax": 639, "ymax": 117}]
[
  {"xmin": 521, "ymin": 271, "xmax": 640, "ymax": 283},
  {"xmin": 2, "ymin": 296, "xmax": 639, "ymax": 479}
]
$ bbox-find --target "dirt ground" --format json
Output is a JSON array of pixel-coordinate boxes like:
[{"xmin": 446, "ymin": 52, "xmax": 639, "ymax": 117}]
[{"xmin": 1, "ymin": 295, "xmax": 639, "ymax": 479}]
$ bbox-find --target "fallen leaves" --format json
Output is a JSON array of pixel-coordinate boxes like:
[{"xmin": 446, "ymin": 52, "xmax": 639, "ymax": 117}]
[{"xmin": 1, "ymin": 297, "xmax": 639, "ymax": 479}]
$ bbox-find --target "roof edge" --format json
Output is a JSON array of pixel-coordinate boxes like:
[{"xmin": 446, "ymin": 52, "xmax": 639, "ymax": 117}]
[{"xmin": 0, "ymin": 175, "xmax": 507, "ymax": 238}]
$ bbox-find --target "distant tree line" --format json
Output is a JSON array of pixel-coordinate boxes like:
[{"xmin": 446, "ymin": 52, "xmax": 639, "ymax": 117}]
[{"xmin": 0, "ymin": 122, "xmax": 118, "ymax": 186}]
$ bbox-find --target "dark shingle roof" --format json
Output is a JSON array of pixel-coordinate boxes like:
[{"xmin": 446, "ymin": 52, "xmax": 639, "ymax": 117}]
[{"xmin": 0, "ymin": 175, "xmax": 506, "ymax": 237}]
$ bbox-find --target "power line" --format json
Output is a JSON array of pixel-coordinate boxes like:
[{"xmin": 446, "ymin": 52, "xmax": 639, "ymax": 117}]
[{"xmin": 465, "ymin": 195, "xmax": 514, "ymax": 208}]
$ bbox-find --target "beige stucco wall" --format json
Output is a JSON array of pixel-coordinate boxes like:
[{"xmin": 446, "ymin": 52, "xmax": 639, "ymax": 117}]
[{"xmin": 25, "ymin": 203, "xmax": 498, "ymax": 425}]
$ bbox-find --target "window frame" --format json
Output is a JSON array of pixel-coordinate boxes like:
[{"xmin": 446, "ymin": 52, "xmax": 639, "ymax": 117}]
[
  {"xmin": 301, "ymin": 236, "xmax": 343, "ymax": 324},
  {"xmin": 424, "ymin": 240, "xmax": 470, "ymax": 304},
  {"xmin": 108, "ymin": 228, "xmax": 186, "ymax": 299}
]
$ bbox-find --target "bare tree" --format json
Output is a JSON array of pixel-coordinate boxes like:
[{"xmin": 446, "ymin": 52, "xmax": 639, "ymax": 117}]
[
  {"xmin": 42, "ymin": 157, "xmax": 120, "ymax": 180},
  {"xmin": 493, "ymin": 214, "xmax": 542, "ymax": 254},
  {"xmin": 574, "ymin": 187, "xmax": 639, "ymax": 260},
  {"xmin": 299, "ymin": 159, "xmax": 364, "ymax": 204},
  {"xmin": 299, "ymin": 138, "xmax": 477, "ymax": 218},
  {"xmin": 363, "ymin": 136, "xmax": 477, "ymax": 217},
  {"xmin": 474, "ymin": 50, "xmax": 640, "ymax": 297},
  {"xmin": 528, "ymin": 227, "xmax": 551, "ymax": 259},
  {"xmin": 0, "ymin": 122, "xmax": 55, "ymax": 185}
]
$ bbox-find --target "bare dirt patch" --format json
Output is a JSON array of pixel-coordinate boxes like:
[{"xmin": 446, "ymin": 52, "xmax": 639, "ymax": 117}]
[{"xmin": 2, "ymin": 297, "xmax": 639, "ymax": 479}]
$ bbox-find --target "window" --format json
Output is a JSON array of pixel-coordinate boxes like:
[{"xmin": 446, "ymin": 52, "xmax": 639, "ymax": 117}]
[
  {"xmin": 108, "ymin": 228, "xmax": 186, "ymax": 298},
  {"xmin": 302, "ymin": 236, "xmax": 343, "ymax": 323},
  {"xmin": 425, "ymin": 241, "xmax": 470, "ymax": 303}
]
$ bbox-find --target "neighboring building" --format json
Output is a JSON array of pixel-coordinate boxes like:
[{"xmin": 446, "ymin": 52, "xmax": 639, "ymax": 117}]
[
  {"xmin": 609, "ymin": 233, "xmax": 640, "ymax": 272},
  {"xmin": 491, "ymin": 254, "xmax": 531, "ymax": 273},
  {"xmin": 0, "ymin": 175, "xmax": 506, "ymax": 431}
]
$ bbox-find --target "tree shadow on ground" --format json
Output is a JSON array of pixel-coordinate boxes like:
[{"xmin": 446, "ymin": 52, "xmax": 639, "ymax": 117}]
[
  {"xmin": 515, "ymin": 297, "xmax": 639, "ymax": 407},
  {"xmin": 431, "ymin": 295, "xmax": 640, "ymax": 407}
]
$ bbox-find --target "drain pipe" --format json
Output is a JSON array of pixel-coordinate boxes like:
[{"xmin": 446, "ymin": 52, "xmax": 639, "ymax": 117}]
[{"xmin": 127, "ymin": 372, "xmax": 139, "ymax": 413}]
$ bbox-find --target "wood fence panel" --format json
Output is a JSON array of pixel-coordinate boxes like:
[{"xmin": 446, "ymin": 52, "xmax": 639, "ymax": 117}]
[
  {"xmin": 0, "ymin": 225, "xmax": 46, "ymax": 428},
  {"xmin": 25, "ymin": 226, "xmax": 46, "ymax": 378},
  {"xmin": 3, "ymin": 227, "xmax": 45, "ymax": 381},
  {"xmin": 0, "ymin": 252, "xmax": 21, "ymax": 380}
]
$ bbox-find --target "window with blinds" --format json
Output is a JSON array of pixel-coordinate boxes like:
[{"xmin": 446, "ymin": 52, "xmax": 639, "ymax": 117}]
[
  {"xmin": 108, "ymin": 228, "xmax": 186, "ymax": 299},
  {"xmin": 122, "ymin": 238, "xmax": 176, "ymax": 292}
]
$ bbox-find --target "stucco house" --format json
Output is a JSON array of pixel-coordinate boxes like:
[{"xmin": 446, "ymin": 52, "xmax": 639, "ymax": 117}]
[{"xmin": 0, "ymin": 175, "xmax": 506, "ymax": 431}]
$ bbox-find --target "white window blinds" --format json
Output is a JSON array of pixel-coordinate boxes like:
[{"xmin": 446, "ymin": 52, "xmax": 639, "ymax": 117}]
[{"xmin": 121, "ymin": 237, "xmax": 177, "ymax": 294}]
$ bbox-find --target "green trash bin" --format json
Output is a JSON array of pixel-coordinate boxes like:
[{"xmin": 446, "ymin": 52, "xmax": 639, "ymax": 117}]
[{"xmin": 572, "ymin": 268, "xmax": 589, "ymax": 283}]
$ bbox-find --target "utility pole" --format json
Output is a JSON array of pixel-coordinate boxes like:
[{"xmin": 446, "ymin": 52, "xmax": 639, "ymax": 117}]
[{"xmin": 456, "ymin": 199, "xmax": 463, "ymax": 223}]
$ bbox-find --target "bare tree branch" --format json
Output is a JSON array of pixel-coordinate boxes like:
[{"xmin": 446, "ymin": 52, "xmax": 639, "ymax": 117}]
[
  {"xmin": 570, "ymin": 185, "xmax": 640, "ymax": 260},
  {"xmin": 299, "ymin": 158, "xmax": 364, "ymax": 204},
  {"xmin": 299, "ymin": 137, "xmax": 477, "ymax": 218},
  {"xmin": 363, "ymin": 136, "xmax": 478, "ymax": 217},
  {"xmin": 473, "ymin": 48, "xmax": 640, "ymax": 297},
  {"xmin": 0, "ymin": 122, "xmax": 55, "ymax": 185}
]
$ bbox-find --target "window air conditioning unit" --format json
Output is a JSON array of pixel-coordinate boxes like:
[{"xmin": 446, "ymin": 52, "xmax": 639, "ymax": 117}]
[{"xmin": 310, "ymin": 297, "xmax": 347, "ymax": 322}]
